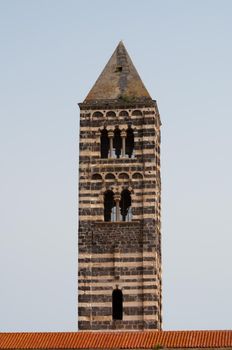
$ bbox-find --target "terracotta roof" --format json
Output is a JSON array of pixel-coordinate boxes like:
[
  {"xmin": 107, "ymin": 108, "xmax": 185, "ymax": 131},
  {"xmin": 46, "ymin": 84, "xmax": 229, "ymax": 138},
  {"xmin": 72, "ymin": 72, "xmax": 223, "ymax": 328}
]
[
  {"xmin": 1, "ymin": 331, "xmax": 232, "ymax": 349},
  {"xmin": 84, "ymin": 41, "xmax": 152, "ymax": 104}
]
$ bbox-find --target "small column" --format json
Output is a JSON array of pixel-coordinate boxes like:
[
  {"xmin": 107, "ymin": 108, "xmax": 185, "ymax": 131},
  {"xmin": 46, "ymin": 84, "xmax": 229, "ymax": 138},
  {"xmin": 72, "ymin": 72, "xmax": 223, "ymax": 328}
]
[
  {"xmin": 108, "ymin": 131, "xmax": 114, "ymax": 158},
  {"xmin": 114, "ymin": 193, "xmax": 121, "ymax": 221},
  {"xmin": 121, "ymin": 130, "xmax": 126, "ymax": 158}
]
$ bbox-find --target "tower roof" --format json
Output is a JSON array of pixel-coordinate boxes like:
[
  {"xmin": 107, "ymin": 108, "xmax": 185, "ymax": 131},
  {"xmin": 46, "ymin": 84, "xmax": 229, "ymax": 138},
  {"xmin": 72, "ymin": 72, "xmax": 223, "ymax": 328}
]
[{"xmin": 84, "ymin": 41, "xmax": 152, "ymax": 104}]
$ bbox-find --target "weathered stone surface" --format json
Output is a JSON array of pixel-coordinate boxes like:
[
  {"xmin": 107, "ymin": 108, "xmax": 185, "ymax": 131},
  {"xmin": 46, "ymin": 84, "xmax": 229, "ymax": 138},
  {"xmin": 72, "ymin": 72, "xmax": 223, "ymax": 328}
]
[
  {"xmin": 78, "ymin": 43, "xmax": 162, "ymax": 331},
  {"xmin": 84, "ymin": 41, "xmax": 152, "ymax": 104}
]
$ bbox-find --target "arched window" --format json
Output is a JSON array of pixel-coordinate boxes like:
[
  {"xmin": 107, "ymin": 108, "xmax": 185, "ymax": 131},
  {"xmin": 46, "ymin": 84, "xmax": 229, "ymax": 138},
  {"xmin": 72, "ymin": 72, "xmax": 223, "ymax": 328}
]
[
  {"xmin": 92, "ymin": 111, "xmax": 103, "ymax": 118},
  {"xmin": 112, "ymin": 287, "xmax": 123, "ymax": 320},
  {"xmin": 132, "ymin": 172, "xmax": 143, "ymax": 179},
  {"xmin": 105, "ymin": 173, "xmax": 116, "ymax": 181},
  {"xmin": 113, "ymin": 128, "xmax": 122, "ymax": 158},
  {"xmin": 132, "ymin": 110, "xmax": 142, "ymax": 116},
  {"xmin": 119, "ymin": 110, "xmax": 129, "ymax": 117},
  {"xmin": 120, "ymin": 189, "xmax": 132, "ymax": 221},
  {"xmin": 101, "ymin": 129, "xmax": 109, "ymax": 158},
  {"xmin": 104, "ymin": 190, "xmax": 116, "ymax": 222},
  {"xmin": 118, "ymin": 173, "xmax": 129, "ymax": 180},
  {"xmin": 91, "ymin": 173, "xmax": 102, "ymax": 181},
  {"xmin": 106, "ymin": 111, "xmax": 116, "ymax": 117},
  {"xmin": 126, "ymin": 127, "xmax": 134, "ymax": 158}
]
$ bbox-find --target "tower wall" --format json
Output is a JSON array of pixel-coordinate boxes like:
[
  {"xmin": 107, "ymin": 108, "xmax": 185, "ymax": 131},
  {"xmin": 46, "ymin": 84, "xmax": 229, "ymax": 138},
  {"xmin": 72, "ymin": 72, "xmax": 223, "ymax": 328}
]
[{"xmin": 78, "ymin": 103, "xmax": 162, "ymax": 331}]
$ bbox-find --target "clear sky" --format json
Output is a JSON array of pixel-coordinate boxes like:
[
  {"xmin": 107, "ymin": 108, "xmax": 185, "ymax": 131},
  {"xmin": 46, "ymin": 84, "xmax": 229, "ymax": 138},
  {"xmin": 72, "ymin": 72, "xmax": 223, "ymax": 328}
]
[{"xmin": 1, "ymin": 0, "xmax": 232, "ymax": 332}]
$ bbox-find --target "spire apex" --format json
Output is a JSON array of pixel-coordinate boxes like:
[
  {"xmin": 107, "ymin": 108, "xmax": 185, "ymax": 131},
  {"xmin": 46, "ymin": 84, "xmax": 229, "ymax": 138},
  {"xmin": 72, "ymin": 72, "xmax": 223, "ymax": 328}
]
[{"xmin": 84, "ymin": 42, "xmax": 152, "ymax": 104}]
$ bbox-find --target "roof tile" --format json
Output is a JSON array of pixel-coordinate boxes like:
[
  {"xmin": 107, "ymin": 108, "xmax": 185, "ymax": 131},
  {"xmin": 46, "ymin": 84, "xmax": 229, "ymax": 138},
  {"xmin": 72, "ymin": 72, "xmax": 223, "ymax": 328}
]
[{"xmin": 1, "ymin": 330, "xmax": 232, "ymax": 349}]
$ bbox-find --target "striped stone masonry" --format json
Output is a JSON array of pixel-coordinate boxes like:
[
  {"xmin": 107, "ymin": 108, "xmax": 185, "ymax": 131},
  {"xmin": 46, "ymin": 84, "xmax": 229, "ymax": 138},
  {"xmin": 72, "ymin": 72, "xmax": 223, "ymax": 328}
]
[{"xmin": 78, "ymin": 102, "xmax": 162, "ymax": 331}]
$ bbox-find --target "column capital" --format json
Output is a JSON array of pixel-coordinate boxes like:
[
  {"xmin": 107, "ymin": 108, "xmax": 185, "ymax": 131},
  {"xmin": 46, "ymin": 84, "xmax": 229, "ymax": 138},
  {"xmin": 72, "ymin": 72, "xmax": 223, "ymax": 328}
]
[
  {"xmin": 114, "ymin": 193, "xmax": 121, "ymax": 202},
  {"xmin": 108, "ymin": 130, "xmax": 114, "ymax": 138}
]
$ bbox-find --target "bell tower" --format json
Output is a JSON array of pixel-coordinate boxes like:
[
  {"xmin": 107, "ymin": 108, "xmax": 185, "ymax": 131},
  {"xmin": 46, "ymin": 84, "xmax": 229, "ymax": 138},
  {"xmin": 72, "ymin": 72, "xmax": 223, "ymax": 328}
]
[{"xmin": 78, "ymin": 42, "xmax": 162, "ymax": 331}]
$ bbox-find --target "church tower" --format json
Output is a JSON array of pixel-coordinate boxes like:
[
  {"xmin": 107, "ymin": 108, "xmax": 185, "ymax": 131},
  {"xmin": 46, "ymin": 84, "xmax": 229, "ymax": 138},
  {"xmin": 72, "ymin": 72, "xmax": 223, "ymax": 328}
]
[{"xmin": 78, "ymin": 42, "xmax": 162, "ymax": 331}]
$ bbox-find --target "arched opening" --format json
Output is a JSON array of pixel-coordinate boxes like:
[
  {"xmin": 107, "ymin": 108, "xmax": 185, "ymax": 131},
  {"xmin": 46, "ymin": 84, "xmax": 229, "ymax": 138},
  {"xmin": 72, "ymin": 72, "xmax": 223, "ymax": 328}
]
[
  {"xmin": 119, "ymin": 110, "xmax": 129, "ymax": 117},
  {"xmin": 132, "ymin": 110, "xmax": 142, "ymax": 116},
  {"xmin": 132, "ymin": 172, "xmax": 143, "ymax": 179},
  {"xmin": 105, "ymin": 173, "xmax": 116, "ymax": 181},
  {"xmin": 92, "ymin": 173, "xmax": 102, "ymax": 181},
  {"xmin": 104, "ymin": 190, "xmax": 116, "ymax": 222},
  {"xmin": 126, "ymin": 127, "xmax": 134, "ymax": 158},
  {"xmin": 106, "ymin": 111, "xmax": 116, "ymax": 117},
  {"xmin": 101, "ymin": 129, "xmax": 109, "ymax": 159},
  {"xmin": 118, "ymin": 173, "xmax": 129, "ymax": 180},
  {"xmin": 113, "ymin": 128, "xmax": 122, "ymax": 158},
  {"xmin": 120, "ymin": 189, "xmax": 132, "ymax": 221},
  {"xmin": 112, "ymin": 287, "xmax": 123, "ymax": 320},
  {"xmin": 92, "ymin": 111, "xmax": 103, "ymax": 118}
]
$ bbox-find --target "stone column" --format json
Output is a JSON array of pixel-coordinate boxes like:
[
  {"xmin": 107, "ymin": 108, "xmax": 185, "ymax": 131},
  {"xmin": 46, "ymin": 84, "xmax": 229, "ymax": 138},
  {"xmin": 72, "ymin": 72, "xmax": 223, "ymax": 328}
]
[
  {"xmin": 121, "ymin": 130, "xmax": 126, "ymax": 157},
  {"xmin": 114, "ymin": 193, "xmax": 121, "ymax": 221},
  {"xmin": 108, "ymin": 130, "xmax": 114, "ymax": 158}
]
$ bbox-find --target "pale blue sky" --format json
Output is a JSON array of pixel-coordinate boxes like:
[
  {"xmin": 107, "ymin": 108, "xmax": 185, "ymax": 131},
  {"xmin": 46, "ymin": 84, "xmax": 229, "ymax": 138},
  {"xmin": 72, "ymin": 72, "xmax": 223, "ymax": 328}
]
[{"xmin": 1, "ymin": 0, "xmax": 232, "ymax": 332}]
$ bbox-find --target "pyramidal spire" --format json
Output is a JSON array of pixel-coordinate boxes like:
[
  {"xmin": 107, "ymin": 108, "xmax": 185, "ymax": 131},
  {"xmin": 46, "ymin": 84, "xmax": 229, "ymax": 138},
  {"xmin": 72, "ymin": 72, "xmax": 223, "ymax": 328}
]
[{"xmin": 84, "ymin": 41, "xmax": 152, "ymax": 104}]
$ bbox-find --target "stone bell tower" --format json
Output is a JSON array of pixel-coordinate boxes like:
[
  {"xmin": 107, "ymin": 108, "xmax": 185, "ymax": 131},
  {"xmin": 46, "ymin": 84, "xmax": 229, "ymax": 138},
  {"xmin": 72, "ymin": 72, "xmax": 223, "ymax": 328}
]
[{"xmin": 78, "ymin": 41, "xmax": 162, "ymax": 331}]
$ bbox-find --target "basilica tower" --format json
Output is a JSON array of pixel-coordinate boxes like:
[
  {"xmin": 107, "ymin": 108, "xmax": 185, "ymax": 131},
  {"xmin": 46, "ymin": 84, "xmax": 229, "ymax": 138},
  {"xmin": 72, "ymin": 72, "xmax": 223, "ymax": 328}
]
[{"xmin": 78, "ymin": 42, "xmax": 162, "ymax": 331}]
